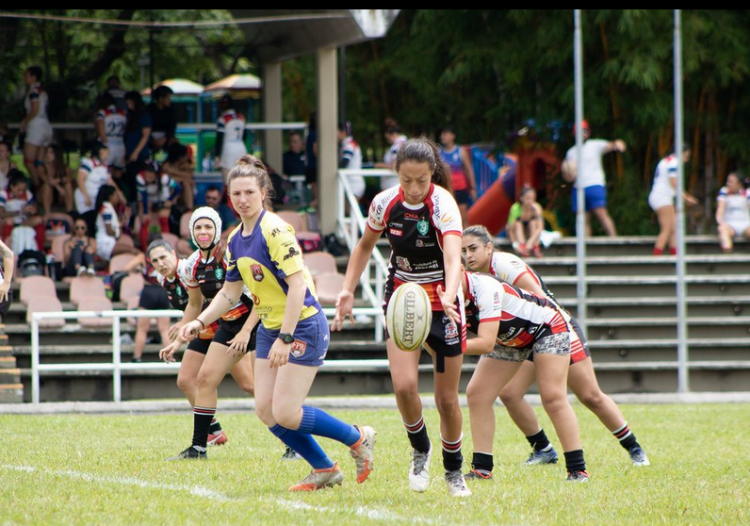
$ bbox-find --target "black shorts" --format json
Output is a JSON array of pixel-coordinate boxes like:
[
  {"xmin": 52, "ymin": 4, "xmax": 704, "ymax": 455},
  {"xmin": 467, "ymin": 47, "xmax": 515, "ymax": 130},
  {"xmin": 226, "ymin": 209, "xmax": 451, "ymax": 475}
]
[
  {"xmin": 185, "ymin": 310, "xmax": 257, "ymax": 355},
  {"xmin": 385, "ymin": 308, "xmax": 465, "ymax": 373},
  {"xmin": 139, "ymin": 285, "xmax": 171, "ymax": 310},
  {"xmin": 304, "ymin": 166, "xmax": 317, "ymax": 185},
  {"xmin": 454, "ymin": 189, "xmax": 472, "ymax": 206}
]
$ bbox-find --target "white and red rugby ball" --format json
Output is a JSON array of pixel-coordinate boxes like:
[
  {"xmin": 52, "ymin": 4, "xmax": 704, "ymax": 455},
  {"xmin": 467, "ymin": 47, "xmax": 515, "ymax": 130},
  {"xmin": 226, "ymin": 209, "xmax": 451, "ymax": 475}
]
[{"xmin": 386, "ymin": 283, "xmax": 432, "ymax": 352}]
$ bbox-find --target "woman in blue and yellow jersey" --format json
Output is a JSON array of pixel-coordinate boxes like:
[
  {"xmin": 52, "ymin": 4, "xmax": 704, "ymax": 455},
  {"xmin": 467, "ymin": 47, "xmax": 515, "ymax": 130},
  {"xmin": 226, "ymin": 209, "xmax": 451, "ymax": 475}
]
[{"xmin": 180, "ymin": 155, "xmax": 376, "ymax": 492}]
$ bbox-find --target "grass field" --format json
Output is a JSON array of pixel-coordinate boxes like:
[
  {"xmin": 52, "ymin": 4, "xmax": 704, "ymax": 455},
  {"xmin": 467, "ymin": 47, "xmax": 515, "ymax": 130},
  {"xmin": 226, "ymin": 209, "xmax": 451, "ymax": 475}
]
[{"xmin": 1, "ymin": 403, "xmax": 748, "ymax": 526}]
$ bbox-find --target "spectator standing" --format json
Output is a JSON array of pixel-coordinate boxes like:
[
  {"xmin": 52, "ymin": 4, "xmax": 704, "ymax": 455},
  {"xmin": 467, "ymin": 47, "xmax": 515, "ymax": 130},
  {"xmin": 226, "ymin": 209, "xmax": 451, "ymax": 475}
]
[
  {"xmin": 440, "ymin": 126, "xmax": 477, "ymax": 228},
  {"xmin": 20, "ymin": 66, "xmax": 53, "ymax": 189}
]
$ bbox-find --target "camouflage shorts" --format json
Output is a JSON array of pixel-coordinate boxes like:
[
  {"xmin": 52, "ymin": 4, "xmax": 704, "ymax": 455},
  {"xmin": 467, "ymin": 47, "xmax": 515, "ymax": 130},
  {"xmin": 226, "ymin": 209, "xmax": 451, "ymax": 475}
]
[{"xmin": 485, "ymin": 332, "xmax": 571, "ymax": 362}]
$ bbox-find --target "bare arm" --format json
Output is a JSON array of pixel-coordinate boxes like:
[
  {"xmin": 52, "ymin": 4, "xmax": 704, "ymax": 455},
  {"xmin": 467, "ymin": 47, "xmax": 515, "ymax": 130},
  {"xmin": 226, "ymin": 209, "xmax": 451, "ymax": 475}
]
[
  {"xmin": 279, "ymin": 271, "xmax": 306, "ymax": 335},
  {"xmin": 123, "ymin": 253, "xmax": 146, "ymax": 273},
  {"xmin": 465, "ymin": 321, "xmax": 500, "ymax": 355},
  {"xmin": 195, "ymin": 280, "xmax": 243, "ymax": 328},
  {"xmin": 716, "ymin": 200, "xmax": 726, "ymax": 225},
  {"xmin": 439, "ymin": 234, "xmax": 463, "ymax": 325},
  {"xmin": 95, "ymin": 118, "xmax": 107, "ymax": 144},
  {"xmin": 130, "ymin": 126, "xmax": 151, "ymax": 162},
  {"xmin": 0, "ymin": 239, "xmax": 14, "ymax": 296},
  {"xmin": 77, "ymin": 170, "xmax": 91, "ymax": 204},
  {"xmin": 606, "ymin": 140, "xmax": 626, "ymax": 153},
  {"xmin": 21, "ymin": 100, "xmax": 40, "ymax": 128}
]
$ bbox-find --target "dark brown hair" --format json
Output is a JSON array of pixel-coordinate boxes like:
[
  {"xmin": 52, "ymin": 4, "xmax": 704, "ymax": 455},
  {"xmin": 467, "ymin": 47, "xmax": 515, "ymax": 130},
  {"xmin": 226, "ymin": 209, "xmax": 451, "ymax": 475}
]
[
  {"xmin": 395, "ymin": 137, "xmax": 453, "ymax": 193},
  {"xmin": 227, "ymin": 154, "xmax": 275, "ymax": 210},
  {"xmin": 463, "ymin": 224, "xmax": 493, "ymax": 246}
]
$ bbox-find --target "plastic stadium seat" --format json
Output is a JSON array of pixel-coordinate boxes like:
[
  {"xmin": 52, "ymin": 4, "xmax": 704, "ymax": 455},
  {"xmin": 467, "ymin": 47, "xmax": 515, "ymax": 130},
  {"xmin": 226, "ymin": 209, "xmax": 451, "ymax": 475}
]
[
  {"xmin": 118, "ymin": 234, "xmax": 135, "ymax": 248},
  {"xmin": 51, "ymin": 234, "xmax": 71, "ymax": 264},
  {"xmin": 26, "ymin": 296, "xmax": 65, "ymax": 328},
  {"xmin": 161, "ymin": 232, "xmax": 180, "ymax": 251},
  {"xmin": 119, "ymin": 273, "xmax": 145, "ymax": 303},
  {"xmin": 277, "ymin": 211, "xmax": 307, "ymax": 233},
  {"xmin": 314, "ymin": 272, "xmax": 346, "ymax": 306},
  {"xmin": 69, "ymin": 276, "xmax": 106, "ymax": 306},
  {"xmin": 20, "ymin": 276, "xmax": 57, "ymax": 306},
  {"xmin": 303, "ymin": 251, "xmax": 337, "ymax": 277},
  {"xmin": 109, "ymin": 254, "xmax": 136, "ymax": 273},
  {"xmin": 78, "ymin": 296, "xmax": 114, "ymax": 327}
]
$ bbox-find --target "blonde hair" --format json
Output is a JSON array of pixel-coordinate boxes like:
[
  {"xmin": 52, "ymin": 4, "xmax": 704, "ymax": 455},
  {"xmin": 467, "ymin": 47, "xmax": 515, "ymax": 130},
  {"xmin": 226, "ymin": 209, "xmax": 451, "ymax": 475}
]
[{"xmin": 226, "ymin": 154, "xmax": 275, "ymax": 210}]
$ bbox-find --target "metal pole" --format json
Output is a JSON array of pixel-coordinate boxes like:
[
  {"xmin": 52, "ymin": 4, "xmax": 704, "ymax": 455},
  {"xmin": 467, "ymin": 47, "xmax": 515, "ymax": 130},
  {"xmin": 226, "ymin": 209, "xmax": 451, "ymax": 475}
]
[
  {"xmin": 574, "ymin": 10, "xmax": 587, "ymax": 333},
  {"xmin": 113, "ymin": 315, "xmax": 122, "ymax": 403},
  {"xmin": 149, "ymin": 29, "xmax": 155, "ymax": 94},
  {"xmin": 674, "ymin": 10, "xmax": 689, "ymax": 393},
  {"xmin": 339, "ymin": 46, "xmax": 347, "ymax": 125},
  {"xmin": 31, "ymin": 317, "xmax": 40, "ymax": 404}
]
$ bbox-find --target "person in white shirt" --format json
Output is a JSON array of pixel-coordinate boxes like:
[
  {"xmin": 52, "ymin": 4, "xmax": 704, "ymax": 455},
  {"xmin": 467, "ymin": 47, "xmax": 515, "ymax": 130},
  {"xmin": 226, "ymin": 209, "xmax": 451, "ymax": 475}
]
[
  {"xmin": 562, "ymin": 120, "xmax": 625, "ymax": 237},
  {"xmin": 214, "ymin": 94, "xmax": 247, "ymax": 182},
  {"xmin": 648, "ymin": 149, "xmax": 697, "ymax": 255},
  {"xmin": 716, "ymin": 172, "xmax": 750, "ymax": 253},
  {"xmin": 20, "ymin": 66, "xmax": 53, "ymax": 189},
  {"xmin": 375, "ymin": 126, "xmax": 407, "ymax": 190},
  {"xmin": 337, "ymin": 122, "xmax": 365, "ymax": 200},
  {"xmin": 75, "ymin": 143, "xmax": 124, "ymax": 215},
  {"xmin": 94, "ymin": 185, "xmax": 139, "ymax": 261},
  {"xmin": 95, "ymin": 93, "xmax": 127, "ymax": 180}
]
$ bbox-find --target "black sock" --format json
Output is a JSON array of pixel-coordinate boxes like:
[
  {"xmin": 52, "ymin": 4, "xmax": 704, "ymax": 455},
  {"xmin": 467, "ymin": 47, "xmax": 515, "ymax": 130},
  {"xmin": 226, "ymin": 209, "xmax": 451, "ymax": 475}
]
[
  {"xmin": 612, "ymin": 422, "xmax": 639, "ymax": 450},
  {"xmin": 471, "ymin": 452, "xmax": 493, "ymax": 473},
  {"xmin": 404, "ymin": 416, "xmax": 431, "ymax": 454},
  {"xmin": 209, "ymin": 417, "xmax": 222, "ymax": 434},
  {"xmin": 192, "ymin": 406, "xmax": 216, "ymax": 449},
  {"xmin": 441, "ymin": 434, "xmax": 463, "ymax": 472},
  {"xmin": 526, "ymin": 429, "xmax": 551, "ymax": 452},
  {"xmin": 563, "ymin": 449, "xmax": 586, "ymax": 472}
]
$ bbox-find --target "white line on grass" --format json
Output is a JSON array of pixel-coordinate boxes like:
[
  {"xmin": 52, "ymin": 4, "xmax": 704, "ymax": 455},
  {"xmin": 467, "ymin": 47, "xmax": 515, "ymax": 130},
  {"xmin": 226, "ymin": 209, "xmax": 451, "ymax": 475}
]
[
  {"xmin": 276, "ymin": 498, "xmax": 439, "ymax": 525},
  {"xmin": 1, "ymin": 464, "xmax": 237, "ymax": 502}
]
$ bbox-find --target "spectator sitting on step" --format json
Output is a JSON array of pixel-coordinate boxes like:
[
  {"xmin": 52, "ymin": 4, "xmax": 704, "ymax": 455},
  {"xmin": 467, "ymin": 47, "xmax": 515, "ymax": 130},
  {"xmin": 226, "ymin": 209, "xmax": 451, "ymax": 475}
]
[
  {"xmin": 94, "ymin": 184, "xmax": 140, "ymax": 263},
  {"xmin": 716, "ymin": 172, "xmax": 750, "ymax": 253},
  {"xmin": 0, "ymin": 140, "xmax": 17, "ymax": 191},
  {"xmin": 136, "ymin": 161, "xmax": 180, "ymax": 250},
  {"xmin": 0, "ymin": 170, "xmax": 45, "ymax": 251},
  {"xmin": 161, "ymin": 143, "xmax": 195, "ymax": 210},
  {"xmin": 0, "ymin": 238, "xmax": 15, "ymax": 323},
  {"xmin": 507, "ymin": 186, "xmax": 544, "ymax": 258},
  {"xmin": 63, "ymin": 217, "xmax": 97, "ymax": 277}
]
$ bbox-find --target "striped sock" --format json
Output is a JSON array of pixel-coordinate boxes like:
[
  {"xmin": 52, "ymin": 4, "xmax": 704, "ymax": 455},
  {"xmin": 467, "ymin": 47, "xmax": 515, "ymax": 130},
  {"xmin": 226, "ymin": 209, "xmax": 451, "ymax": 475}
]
[
  {"xmin": 404, "ymin": 416, "xmax": 430, "ymax": 454},
  {"xmin": 192, "ymin": 406, "xmax": 216, "ymax": 449},
  {"xmin": 612, "ymin": 422, "xmax": 639, "ymax": 450},
  {"xmin": 441, "ymin": 433, "xmax": 463, "ymax": 472},
  {"xmin": 209, "ymin": 417, "xmax": 222, "ymax": 434}
]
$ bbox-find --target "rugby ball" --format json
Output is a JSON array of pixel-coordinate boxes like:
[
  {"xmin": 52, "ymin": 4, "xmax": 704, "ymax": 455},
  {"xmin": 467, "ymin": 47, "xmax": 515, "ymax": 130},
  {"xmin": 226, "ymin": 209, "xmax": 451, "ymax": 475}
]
[{"xmin": 386, "ymin": 283, "xmax": 432, "ymax": 352}]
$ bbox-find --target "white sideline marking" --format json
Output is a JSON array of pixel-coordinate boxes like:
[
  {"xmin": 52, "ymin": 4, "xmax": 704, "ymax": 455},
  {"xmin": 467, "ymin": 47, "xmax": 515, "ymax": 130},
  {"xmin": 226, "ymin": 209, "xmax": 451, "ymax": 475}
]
[
  {"xmin": 1, "ymin": 464, "xmax": 237, "ymax": 502},
  {"xmin": 276, "ymin": 498, "xmax": 438, "ymax": 524}
]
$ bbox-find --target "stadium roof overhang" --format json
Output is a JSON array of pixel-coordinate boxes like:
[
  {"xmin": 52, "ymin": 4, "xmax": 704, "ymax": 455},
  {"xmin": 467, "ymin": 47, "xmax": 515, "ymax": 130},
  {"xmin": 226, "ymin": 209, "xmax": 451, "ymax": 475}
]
[{"xmin": 228, "ymin": 9, "xmax": 400, "ymax": 62}]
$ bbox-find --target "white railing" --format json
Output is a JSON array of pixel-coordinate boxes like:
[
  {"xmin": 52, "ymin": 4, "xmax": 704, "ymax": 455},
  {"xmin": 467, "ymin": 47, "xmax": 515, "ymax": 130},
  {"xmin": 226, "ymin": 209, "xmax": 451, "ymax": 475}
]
[
  {"xmin": 30, "ymin": 306, "xmax": 384, "ymax": 404},
  {"xmin": 336, "ymin": 169, "xmax": 395, "ymax": 342}
]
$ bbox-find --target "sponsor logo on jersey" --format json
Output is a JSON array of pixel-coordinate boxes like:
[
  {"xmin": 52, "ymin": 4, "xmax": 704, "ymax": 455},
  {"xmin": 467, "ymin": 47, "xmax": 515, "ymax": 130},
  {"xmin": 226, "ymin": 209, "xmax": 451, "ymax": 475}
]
[
  {"xmin": 252, "ymin": 294, "xmax": 260, "ymax": 305},
  {"xmin": 390, "ymin": 228, "xmax": 403, "ymax": 237},
  {"xmin": 404, "ymin": 212, "xmax": 420, "ymax": 221},
  {"xmin": 215, "ymin": 268, "xmax": 224, "ymax": 280},
  {"xmin": 395, "ymin": 256, "xmax": 412, "ymax": 272},
  {"xmin": 417, "ymin": 220, "xmax": 429, "ymax": 236},
  {"xmin": 283, "ymin": 246, "xmax": 301, "ymax": 261},
  {"xmin": 251, "ymin": 264, "xmax": 264, "ymax": 282},
  {"xmin": 291, "ymin": 340, "xmax": 307, "ymax": 358}
]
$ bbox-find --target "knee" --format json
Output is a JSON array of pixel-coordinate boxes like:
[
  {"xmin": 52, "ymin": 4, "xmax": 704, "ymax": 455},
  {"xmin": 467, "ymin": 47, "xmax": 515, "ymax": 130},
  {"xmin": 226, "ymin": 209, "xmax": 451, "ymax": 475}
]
[
  {"xmin": 577, "ymin": 389, "xmax": 606, "ymax": 411},
  {"xmin": 237, "ymin": 378, "xmax": 254, "ymax": 397},
  {"xmin": 392, "ymin": 380, "xmax": 419, "ymax": 402},
  {"xmin": 540, "ymin": 390, "xmax": 568, "ymax": 414},
  {"xmin": 434, "ymin": 392, "xmax": 461, "ymax": 417},
  {"xmin": 467, "ymin": 382, "xmax": 496, "ymax": 408},
  {"xmin": 499, "ymin": 387, "xmax": 524, "ymax": 408},
  {"xmin": 272, "ymin": 405, "xmax": 299, "ymax": 429},
  {"xmin": 255, "ymin": 400, "xmax": 275, "ymax": 427},
  {"xmin": 176, "ymin": 374, "xmax": 194, "ymax": 394},
  {"xmin": 195, "ymin": 370, "xmax": 215, "ymax": 392}
]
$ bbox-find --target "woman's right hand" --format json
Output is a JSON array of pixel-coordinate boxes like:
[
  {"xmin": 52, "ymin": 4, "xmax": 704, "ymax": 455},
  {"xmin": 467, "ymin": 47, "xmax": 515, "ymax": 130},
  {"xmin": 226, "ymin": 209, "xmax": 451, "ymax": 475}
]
[
  {"xmin": 158, "ymin": 340, "xmax": 181, "ymax": 363},
  {"xmin": 179, "ymin": 320, "xmax": 204, "ymax": 341},
  {"xmin": 168, "ymin": 322, "xmax": 182, "ymax": 342},
  {"xmin": 332, "ymin": 289, "xmax": 355, "ymax": 332},
  {"xmin": 84, "ymin": 195, "xmax": 92, "ymax": 207}
]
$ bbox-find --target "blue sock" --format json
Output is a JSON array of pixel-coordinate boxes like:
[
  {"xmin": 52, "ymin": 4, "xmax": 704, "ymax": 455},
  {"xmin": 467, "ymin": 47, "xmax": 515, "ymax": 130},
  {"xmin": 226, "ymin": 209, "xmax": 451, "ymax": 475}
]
[
  {"xmin": 269, "ymin": 424, "xmax": 334, "ymax": 470},
  {"xmin": 297, "ymin": 406, "xmax": 361, "ymax": 447}
]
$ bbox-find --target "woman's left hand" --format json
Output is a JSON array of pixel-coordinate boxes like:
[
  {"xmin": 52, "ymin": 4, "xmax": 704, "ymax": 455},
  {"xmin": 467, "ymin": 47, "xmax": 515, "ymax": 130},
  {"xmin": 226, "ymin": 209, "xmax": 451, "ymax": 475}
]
[
  {"xmin": 437, "ymin": 284, "xmax": 461, "ymax": 326},
  {"xmin": 227, "ymin": 328, "xmax": 251, "ymax": 357},
  {"xmin": 470, "ymin": 188, "xmax": 478, "ymax": 202},
  {"xmin": 0, "ymin": 282, "xmax": 10, "ymax": 303},
  {"xmin": 268, "ymin": 339, "xmax": 292, "ymax": 369}
]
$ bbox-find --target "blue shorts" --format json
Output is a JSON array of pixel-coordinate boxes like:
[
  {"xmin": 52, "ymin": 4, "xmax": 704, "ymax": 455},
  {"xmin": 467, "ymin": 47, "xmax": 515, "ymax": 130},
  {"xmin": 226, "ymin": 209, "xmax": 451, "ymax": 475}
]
[
  {"xmin": 256, "ymin": 310, "xmax": 329, "ymax": 367},
  {"xmin": 571, "ymin": 185, "xmax": 607, "ymax": 212}
]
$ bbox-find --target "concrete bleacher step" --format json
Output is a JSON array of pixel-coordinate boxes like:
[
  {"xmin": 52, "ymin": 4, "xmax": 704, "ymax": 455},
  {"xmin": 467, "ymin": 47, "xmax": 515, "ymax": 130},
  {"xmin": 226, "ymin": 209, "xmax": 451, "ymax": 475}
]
[
  {"xmin": 528, "ymin": 254, "xmax": 750, "ymax": 276},
  {"xmin": 560, "ymin": 296, "xmax": 750, "ymax": 318},
  {"xmin": 585, "ymin": 317, "xmax": 750, "ymax": 340}
]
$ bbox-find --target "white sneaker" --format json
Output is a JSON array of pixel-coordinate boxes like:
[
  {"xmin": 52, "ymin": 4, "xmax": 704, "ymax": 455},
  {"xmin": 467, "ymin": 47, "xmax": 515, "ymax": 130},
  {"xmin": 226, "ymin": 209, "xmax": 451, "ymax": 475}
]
[
  {"xmin": 85, "ymin": 266, "xmax": 96, "ymax": 276},
  {"xmin": 77, "ymin": 266, "xmax": 87, "ymax": 276},
  {"xmin": 445, "ymin": 470, "xmax": 472, "ymax": 497},
  {"xmin": 408, "ymin": 446, "xmax": 431, "ymax": 492}
]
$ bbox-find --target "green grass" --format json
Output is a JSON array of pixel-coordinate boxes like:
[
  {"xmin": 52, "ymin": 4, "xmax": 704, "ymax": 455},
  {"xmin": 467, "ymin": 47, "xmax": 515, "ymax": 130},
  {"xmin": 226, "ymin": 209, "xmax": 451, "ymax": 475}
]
[{"xmin": 0, "ymin": 404, "xmax": 748, "ymax": 526}]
